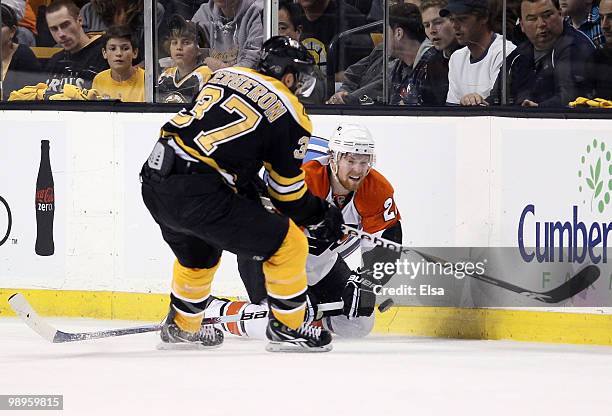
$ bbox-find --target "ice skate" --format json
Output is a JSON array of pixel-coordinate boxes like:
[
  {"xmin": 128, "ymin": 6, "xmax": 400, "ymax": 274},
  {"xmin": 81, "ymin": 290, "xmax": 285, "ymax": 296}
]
[
  {"xmin": 157, "ymin": 309, "xmax": 224, "ymax": 350},
  {"xmin": 265, "ymin": 317, "xmax": 332, "ymax": 353}
]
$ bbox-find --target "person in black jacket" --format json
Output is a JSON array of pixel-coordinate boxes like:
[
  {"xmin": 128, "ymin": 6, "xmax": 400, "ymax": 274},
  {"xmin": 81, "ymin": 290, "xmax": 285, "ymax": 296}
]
[
  {"xmin": 326, "ymin": 3, "xmax": 429, "ymax": 105},
  {"xmin": 44, "ymin": 0, "xmax": 109, "ymax": 95},
  {"xmin": 277, "ymin": 0, "xmax": 327, "ymax": 104},
  {"xmin": 489, "ymin": 0, "xmax": 595, "ymax": 107},
  {"xmin": 298, "ymin": 0, "xmax": 373, "ymax": 78},
  {"xmin": 1, "ymin": 3, "xmax": 42, "ymax": 100},
  {"xmin": 419, "ymin": 0, "xmax": 460, "ymax": 105}
]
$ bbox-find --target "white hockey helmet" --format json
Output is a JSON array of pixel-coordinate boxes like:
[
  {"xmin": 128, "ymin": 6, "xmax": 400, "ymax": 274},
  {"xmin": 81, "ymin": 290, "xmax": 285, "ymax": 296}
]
[{"xmin": 328, "ymin": 123, "xmax": 376, "ymax": 167}]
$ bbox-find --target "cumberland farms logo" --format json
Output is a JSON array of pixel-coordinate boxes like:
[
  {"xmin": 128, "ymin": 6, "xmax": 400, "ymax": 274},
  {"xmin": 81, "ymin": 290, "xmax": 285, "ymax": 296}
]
[
  {"xmin": 518, "ymin": 139, "xmax": 612, "ymax": 265},
  {"xmin": 578, "ymin": 138, "xmax": 612, "ymax": 213}
]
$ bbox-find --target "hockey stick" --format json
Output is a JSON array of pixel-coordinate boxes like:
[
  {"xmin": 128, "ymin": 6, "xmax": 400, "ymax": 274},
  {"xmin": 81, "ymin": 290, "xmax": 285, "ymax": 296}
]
[
  {"xmin": 341, "ymin": 225, "xmax": 600, "ymax": 303},
  {"xmin": 7, "ymin": 293, "xmax": 343, "ymax": 343}
]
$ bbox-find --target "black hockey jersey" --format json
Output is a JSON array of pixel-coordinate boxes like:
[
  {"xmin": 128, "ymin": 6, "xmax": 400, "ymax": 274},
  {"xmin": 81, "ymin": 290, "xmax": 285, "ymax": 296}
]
[
  {"xmin": 45, "ymin": 36, "xmax": 109, "ymax": 94},
  {"xmin": 156, "ymin": 65, "xmax": 212, "ymax": 103},
  {"xmin": 161, "ymin": 67, "xmax": 324, "ymax": 225}
]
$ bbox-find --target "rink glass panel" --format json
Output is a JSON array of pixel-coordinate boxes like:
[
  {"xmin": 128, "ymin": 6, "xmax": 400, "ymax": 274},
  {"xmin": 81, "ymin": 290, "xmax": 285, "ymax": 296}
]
[{"xmin": 0, "ymin": 0, "xmax": 610, "ymax": 110}]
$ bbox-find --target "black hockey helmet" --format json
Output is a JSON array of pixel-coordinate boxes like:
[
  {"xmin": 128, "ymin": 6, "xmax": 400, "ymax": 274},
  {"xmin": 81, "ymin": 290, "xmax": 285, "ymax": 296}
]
[{"xmin": 259, "ymin": 36, "xmax": 316, "ymax": 97}]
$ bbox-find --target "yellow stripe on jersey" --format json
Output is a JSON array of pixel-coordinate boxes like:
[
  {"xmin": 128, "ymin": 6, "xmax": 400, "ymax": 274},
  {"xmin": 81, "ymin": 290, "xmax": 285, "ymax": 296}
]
[
  {"xmin": 263, "ymin": 161, "xmax": 308, "ymax": 202},
  {"xmin": 263, "ymin": 162, "xmax": 305, "ymax": 185},
  {"xmin": 221, "ymin": 67, "xmax": 312, "ymax": 134},
  {"xmin": 160, "ymin": 129, "xmax": 238, "ymax": 189},
  {"xmin": 267, "ymin": 185, "xmax": 308, "ymax": 202}
]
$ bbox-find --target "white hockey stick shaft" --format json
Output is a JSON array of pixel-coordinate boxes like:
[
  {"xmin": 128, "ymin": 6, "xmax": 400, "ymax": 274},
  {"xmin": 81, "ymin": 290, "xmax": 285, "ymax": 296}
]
[{"xmin": 342, "ymin": 224, "xmax": 405, "ymax": 254}]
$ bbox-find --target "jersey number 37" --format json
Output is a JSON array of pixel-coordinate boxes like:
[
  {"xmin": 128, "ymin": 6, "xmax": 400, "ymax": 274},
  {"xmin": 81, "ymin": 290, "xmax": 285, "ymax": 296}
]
[{"xmin": 169, "ymin": 85, "xmax": 262, "ymax": 156}]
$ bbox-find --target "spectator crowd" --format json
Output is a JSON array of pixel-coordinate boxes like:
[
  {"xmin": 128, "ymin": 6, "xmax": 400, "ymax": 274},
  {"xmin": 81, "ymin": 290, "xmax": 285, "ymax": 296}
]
[{"xmin": 0, "ymin": 0, "xmax": 611, "ymax": 107}]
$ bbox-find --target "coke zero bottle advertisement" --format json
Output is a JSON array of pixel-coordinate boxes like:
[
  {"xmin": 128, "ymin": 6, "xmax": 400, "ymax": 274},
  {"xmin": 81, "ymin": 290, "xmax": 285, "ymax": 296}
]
[{"xmin": 35, "ymin": 140, "xmax": 54, "ymax": 256}]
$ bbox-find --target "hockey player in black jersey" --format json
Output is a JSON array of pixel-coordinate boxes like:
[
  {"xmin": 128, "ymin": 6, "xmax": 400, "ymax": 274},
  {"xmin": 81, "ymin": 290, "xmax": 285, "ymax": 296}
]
[{"xmin": 140, "ymin": 36, "xmax": 343, "ymax": 352}]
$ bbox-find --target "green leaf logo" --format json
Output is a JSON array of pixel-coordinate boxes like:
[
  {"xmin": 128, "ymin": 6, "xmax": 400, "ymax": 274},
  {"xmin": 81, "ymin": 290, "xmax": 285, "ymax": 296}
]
[{"xmin": 578, "ymin": 139, "xmax": 612, "ymax": 213}]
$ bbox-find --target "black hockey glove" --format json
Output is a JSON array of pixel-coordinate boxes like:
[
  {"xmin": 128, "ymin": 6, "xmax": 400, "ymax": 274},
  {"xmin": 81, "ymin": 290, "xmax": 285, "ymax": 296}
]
[
  {"xmin": 342, "ymin": 272, "xmax": 377, "ymax": 318},
  {"xmin": 306, "ymin": 202, "xmax": 344, "ymax": 243}
]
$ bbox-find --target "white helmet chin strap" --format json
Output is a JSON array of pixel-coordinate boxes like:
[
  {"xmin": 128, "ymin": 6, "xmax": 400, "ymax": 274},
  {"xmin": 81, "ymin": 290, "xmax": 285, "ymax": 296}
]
[
  {"xmin": 328, "ymin": 154, "xmax": 347, "ymax": 193},
  {"xmin": 330, "ymin": 157, "xmax": 339, "ymax": 176}
]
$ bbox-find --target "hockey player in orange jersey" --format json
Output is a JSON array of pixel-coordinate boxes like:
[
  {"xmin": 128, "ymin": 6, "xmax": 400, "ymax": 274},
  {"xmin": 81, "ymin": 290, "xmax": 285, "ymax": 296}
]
[{"xmin": 207, "ymin": 123, "xmax": 403, "ymax": 339}]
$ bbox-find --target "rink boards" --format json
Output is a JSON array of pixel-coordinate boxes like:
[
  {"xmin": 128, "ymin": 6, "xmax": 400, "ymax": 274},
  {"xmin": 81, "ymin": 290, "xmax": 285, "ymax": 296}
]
[{"xmin": 1, "ymin": 110, "xmax": 612, "ymax": 344}]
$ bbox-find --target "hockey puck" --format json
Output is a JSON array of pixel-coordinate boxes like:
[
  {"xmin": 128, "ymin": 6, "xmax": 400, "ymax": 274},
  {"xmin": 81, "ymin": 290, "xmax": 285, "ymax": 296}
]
[{"xmin": 378, "ymin": 298, "xmax": 394, "ymax": 313}]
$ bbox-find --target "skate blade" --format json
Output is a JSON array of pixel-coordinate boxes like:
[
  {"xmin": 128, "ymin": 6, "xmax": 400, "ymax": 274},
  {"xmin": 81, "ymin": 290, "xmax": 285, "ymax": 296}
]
[
  {"xmin": 156, "ymin": 341, "xmax": 223, "ymax": 351},
  {"xmin": 265, "ymin": 342, "xmax": 333, "ymax": 353}
]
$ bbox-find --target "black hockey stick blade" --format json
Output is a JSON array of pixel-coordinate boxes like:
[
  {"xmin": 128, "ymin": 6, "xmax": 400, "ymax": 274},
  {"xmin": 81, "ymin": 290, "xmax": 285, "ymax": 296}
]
[
  {"xmin": 527, "ymin": 264, "xmax": 600, "ymax": 303},
  {"xmin": 413, "ymin": 252, "xmax": 601, "ymax": 303},
  {"xmin": 458, "ymin": 263, "xmax": 600, "ymax": 303}
]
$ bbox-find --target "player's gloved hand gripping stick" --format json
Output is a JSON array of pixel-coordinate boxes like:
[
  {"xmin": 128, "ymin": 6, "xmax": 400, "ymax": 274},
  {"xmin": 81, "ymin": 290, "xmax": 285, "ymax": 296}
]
[{"xmin": 306, "ymin": 202, "xmax": 345, "ymax": 243}]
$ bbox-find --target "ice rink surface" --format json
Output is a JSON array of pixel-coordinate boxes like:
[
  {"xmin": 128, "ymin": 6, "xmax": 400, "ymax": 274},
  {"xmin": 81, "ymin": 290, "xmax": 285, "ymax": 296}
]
[{"xmin": 2, "ymin": 318, "xmax": 612, "ymax": 416}]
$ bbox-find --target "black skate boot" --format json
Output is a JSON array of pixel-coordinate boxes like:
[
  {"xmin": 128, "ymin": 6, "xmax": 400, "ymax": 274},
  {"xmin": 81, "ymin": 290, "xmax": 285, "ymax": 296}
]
[
  {"xmin": 157, "ymin": 308, "xmax": 224, "ymax": 350},
  {"xmin": 266, "ymin": 318, "xmax": 332, "ymax": 352}
]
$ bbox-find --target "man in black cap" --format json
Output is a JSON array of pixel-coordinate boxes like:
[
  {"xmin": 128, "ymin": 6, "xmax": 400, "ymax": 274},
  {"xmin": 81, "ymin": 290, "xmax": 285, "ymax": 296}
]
[{"xmin": 441, "ymin": 0, "xmax": 516, "ymax": 105}]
